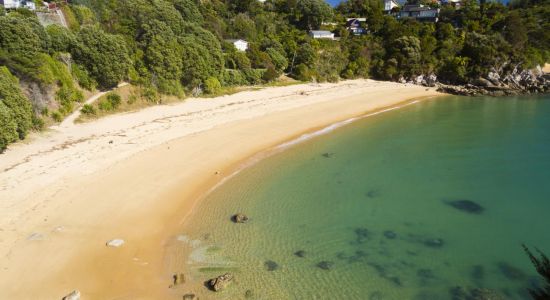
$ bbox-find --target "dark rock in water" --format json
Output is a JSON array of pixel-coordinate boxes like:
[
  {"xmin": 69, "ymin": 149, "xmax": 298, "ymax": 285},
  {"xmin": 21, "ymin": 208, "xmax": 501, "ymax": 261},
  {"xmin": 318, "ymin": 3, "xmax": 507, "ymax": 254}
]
[
  {"xmin": 471, "ymin": 265, "xmax": 485, "ymax": 283},
  {"xmin": 388, "ymin": 276, "xmax": 403, "ymax": 286},
  {"xmin": 417, "ymin": 268, "xmax": 436, "ymax": 280},
  {"xmin": 368, "ymin": 262, "xmax": 387, "ymax": 276},
  {"xmin": 232, "ymin": 213, "xmax": 249, "ymax": 223},
  {"xmin": 449, "ymin": 286, "xmax": 505, "ymax": 300},
  {"xmin": 424, "ymin": 238, "xmax": 444, "ymax": 248},
  {"xmin": 446, "ymin": 200, "xmax": 484, "ymax": 214},
  {"xmin": 245, "ymin": 289, "xmax": 254, "ymax": 298},
  {"xmin": 264, "ymin": 260, "xmax": 279, "ymax": 271},
  {"xmin": 183, "ymin": 294, "xmax": 196, "ymax": 300},
  {"xmin": 369, "ymin": 291, "xmax": 383, "ymax": 300},
  {"xmin": 414, "ymin": 291, "xmax": 444, "ymax": 300},
  {"xmin": 322, "ymin": 152, "xmax": 335, "ymax": 158},
  {"xmin": 294, "ymin": 250, "xmax": 306, "ymax": 258},
  {"xmin": 383, "ymin": 231, "xmax": 397, "ymax": 239},
  {"xmin": 317, "ymin": 261, "xmax": 333, "ymax": 270},
  {"xmin": 354, "ymin": 227, "xmax": 371, "ymax": 243},
  {"xmin": 470, "ymin": 288, "xmax": 505, "ymax": 300},
  {"xmin": 207, "ymin": 273, "xmax": 233, "ymax": 291},
  {"xmin": 497, "ymin": 262, "xmax": 527, "ymax": 281},
  {"xmin": 366, "ymin": 189, "xmax": 380, "ymax": 198}
]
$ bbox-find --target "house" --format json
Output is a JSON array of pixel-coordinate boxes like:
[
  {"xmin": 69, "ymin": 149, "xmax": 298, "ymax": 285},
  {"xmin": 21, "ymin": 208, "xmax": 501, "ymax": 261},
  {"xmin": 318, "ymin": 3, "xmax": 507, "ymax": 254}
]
[
  {"xmin": 398, "ymin": 4, "xmax": 439, "ymax": 22},
  {"xmin": 346, "ymin": 18, "xmax": 368, "ymax": 35},
  {"xmin": 309, "ymin": 30, "xmax": 335, "ymax": 40},
  {"xmin": 0, "ymin": 0, "xmax": 36, "ymax": 10},
  {"xmin": 226, "ymin": 39, "xmax": 248, "ymax": 52},
  {"xmin": 384, "ymin": 0, "xmax": 399, "ymax": 12},
  {"xmin": 441, "ymin": 0, "xmax": 462, "ymax": 8}
]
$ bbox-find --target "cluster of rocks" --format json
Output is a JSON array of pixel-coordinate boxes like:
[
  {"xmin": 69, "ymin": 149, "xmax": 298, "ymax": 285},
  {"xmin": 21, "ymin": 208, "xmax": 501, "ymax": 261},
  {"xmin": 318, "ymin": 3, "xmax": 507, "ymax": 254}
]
[{"xmin": 405, "ymin": 65, "xmax": 549, "ymax": 97}]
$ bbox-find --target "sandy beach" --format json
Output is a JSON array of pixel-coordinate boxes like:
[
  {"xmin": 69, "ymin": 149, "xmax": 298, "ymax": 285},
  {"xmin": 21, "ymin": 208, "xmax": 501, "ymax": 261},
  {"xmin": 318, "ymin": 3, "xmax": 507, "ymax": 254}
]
[{"xmin": 0, "ymin": 79, "xmax": 441, "ymax": 299}]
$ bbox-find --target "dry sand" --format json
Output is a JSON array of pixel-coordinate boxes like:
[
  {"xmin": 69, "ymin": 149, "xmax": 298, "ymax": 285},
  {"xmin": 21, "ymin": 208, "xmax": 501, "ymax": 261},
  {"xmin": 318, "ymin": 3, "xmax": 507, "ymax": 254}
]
[{"xmin": 0, "ymin": 79, "xmax": 442, "ymax": 299}]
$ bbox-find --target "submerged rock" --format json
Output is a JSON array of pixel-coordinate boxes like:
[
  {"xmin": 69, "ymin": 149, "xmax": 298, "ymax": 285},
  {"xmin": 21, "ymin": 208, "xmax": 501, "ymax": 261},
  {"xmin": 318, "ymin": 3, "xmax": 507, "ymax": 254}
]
[
  {"xmin": 417, "ymin": 268, "xmax": 436, "ymax": 280},
  {"xmin": 294, "ymin": 250, "xmax": 306, "ymax": 258},
  {"xmin": 232, "ymin": 213, "xmax": 249, "ymax": 223},
  {"xmin": 207, "ymin": 273, "xmax": 233, "ymax": 291},
  {"xmin": 264, "ymin": 260, "xmax": 279, "ymax": 271},
  {"xmin": 354, "ymin": 227, "xmax": 371, "ymax": 243},
  {"xmin": 317, "ymin": 261, "xmax": 333, "ymax": 270},
  {"xmin": 245, "ymin": 289, "xmax": 254, "ymax": 298},
  {"xmin": 423, "ymin": 238, "xmax": 444, "ymax": 248},
  {"xmin": 366, "ymin": 189, "xmax": 381, "ymax": 198},
  {"xmin": 497, "ymin": 262, "xmax": 527, "ymax": 281},
  {"xmin": 62, "ymin": 290, "xmax": 80, "ymax": 300},
  {"xmin": 172, "ymin": 273, "xmax": 185, "ymax": 286},
  {"xmin": 383, "ymin": 231, "xmax": 397, "ymax": 239},
  {"xmin": 321, "ymin": 152, "xmax": 335, "ymax": 158},
  {"xmin": 450, "ymin": 286, "xmax": 505, "ymax": 300},
  {"xmin": 446, "ymin": 200, "xmax": 484, "ymax": 214},
  {"xmin": 471, "ymin": 265, "xmax": 485, "ymax": 282},
  {"xmin": 369, "ymin": 291, "xmax": 383, "ymax": 300},
  {"xmin": 183, "ymin": 293, "xmax": 196, "ymax": 300}
]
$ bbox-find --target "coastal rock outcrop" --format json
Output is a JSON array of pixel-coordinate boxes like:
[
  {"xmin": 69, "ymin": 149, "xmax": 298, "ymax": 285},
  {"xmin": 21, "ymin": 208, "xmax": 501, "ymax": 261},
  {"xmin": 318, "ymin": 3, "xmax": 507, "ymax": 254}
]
[
  {"xmin": 232, "ymin": 213, "xmax": 249, "ymax": 223},
  {"xmin": 406, "ymin": 65, "xmax": 550, "ymax": 96},
  {"xmin": 207, "ymin": 273, "xmax": 233, "ymax": 291},
  {"xmin": 62, "ymin": 290, "xmax": 81, "ymax": 300}
]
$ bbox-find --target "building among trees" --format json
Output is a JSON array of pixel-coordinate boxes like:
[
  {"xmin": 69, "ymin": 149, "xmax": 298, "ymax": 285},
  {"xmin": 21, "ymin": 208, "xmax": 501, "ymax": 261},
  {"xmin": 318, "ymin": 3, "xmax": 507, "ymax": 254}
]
[
  {"xmin": 225, "ymin": 39, "xmax": 249, "ymax": 52},
  {"xmin": 0, "ymin": 0, "xmax": 36, "ymax": 10},
  {"xmin": 309, "ymin": 30, "xmax": 335, "ymax": 40}
]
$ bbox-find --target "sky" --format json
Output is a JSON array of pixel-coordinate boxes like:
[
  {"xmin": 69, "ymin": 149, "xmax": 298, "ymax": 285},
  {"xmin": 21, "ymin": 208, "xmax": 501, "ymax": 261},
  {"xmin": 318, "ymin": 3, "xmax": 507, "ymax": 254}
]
[{"xmin": 326, "ymin": 0, "xmax": 341, "ymax": 6}]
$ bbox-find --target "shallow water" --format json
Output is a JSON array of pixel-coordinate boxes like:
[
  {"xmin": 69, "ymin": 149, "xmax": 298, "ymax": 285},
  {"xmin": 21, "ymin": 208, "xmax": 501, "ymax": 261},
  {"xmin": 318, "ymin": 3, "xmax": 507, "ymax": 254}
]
[{"xmin": 176, "ymin": 95, "xmax": 550, "ymax": 299}]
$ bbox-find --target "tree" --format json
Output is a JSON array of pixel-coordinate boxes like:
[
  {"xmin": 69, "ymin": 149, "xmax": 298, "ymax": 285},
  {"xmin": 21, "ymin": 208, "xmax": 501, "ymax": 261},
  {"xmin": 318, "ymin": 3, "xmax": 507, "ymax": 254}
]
[
  {"xmin": 72, "ymin": 26, "xmax": 131, "ymax": 88},
  {"xmin": 0, "ymin": 101, "xmax": 18, "ymax": 152},
  {"xmin": 47, "ymin": 24, "xmax": 76, "ymax": 53},
  {"xmin": 140, "ymin": 20, "xmax": 184, "ymax": 95},
  {"xmin": 172, "ymin": 0, "xmax": 203, "ymax": 24},
  {"xmin": 0, "ymin": 67, "xmax": 33, "ymax": 140},
  {"xmin": 294, "ymin": 0, "xmax": 334, "ymax": 30}
]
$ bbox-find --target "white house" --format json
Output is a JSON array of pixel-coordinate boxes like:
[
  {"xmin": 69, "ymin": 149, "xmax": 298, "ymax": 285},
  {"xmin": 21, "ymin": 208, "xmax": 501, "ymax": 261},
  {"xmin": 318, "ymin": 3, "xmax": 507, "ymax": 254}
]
[
  {"xmin": 0, "ymin": 0, "xmax": 36, "ymax": 10},
  {"xmin": 0, "ymin": 0, "xmax": 20, "ymax": 9},
  {"xmin": 384, "ymin": 0, "xmax": 399, "ymax": 12},
  {"xmin": 309, "ymin": 30, "xmax": 335, "ymax": 40},
  {"xmin": 226, "ymin": 39, "xmax": 249, "ymax": 52}
]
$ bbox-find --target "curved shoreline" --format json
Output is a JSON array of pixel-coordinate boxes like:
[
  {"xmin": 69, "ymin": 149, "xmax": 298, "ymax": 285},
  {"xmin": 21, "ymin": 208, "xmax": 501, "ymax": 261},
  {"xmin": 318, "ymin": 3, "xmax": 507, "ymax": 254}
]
[{"xmin": 0, "ymin": 80, "xmax": 442, "ymax": 299}]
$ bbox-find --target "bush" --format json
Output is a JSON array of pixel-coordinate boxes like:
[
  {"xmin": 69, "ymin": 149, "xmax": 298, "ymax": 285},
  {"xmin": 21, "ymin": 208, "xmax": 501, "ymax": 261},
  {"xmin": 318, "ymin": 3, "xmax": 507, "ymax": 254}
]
[
  {"xmin": 243, "ymin": 69, "xmax": 265, "ymax": 85},
  {"xmin": 0, "ymin": 101, "xmax": 18, "ymax": 152},
  {"xmin": 51, "ymin": 111, "xmax": 63, "ymax": 122},
  {"xmin": 262, "ymin": 64, "xmax": 279, "ymax": 82},
  {"xmin": 106, "ymin": 93, "xmax": 122, "ymax": 109},
  {"xmin": 98, "ymin": 99, "xmax": 113, "ymax": 111},
  {"xmin": 80, "ymin": 104, "xmax": 96, "ymax": 115},
  {"xmin": 204, "ymin": 77, "xmax": 222, "ymax": 94},
  {"xmin": 222, "ymin": 69, "xmax": 248, "ymax": 86}
]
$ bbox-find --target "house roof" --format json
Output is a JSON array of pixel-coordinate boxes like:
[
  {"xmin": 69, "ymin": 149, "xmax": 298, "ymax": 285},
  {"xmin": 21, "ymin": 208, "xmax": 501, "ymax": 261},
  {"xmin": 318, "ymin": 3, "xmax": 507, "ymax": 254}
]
[
  {"xmin": 225, "ymin": 39, "xmax": 247, "ymax": 43},
  {"xmin": 310, "ymin": 31, "xmax": 333, "ymax": 35},
  {"xmin": 402, "ymin": 4, "xmax": 434, "ymax": 11}
]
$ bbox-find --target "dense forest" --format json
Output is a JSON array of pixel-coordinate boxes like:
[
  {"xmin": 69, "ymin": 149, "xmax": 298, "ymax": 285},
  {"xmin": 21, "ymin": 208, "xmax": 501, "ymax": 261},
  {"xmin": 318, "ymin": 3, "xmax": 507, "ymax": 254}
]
[{"xmin": 0, "ymin": 0, "xmax": 548, "ymax": 151}]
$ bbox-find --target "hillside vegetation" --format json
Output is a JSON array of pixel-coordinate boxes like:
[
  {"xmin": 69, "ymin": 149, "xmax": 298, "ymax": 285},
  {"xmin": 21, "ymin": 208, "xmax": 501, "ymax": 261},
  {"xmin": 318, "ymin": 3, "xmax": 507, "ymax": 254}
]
[{"xmin": 0, "ymin": 0, "xmax": 548, "ymax": 151}]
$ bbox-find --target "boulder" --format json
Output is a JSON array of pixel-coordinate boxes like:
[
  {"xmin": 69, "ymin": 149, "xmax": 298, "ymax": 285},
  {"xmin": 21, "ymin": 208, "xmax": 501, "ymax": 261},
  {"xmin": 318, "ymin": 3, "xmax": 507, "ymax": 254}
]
[
  {"xmin": 446, "ymin": 199, "xmax": 484, "ymax": 214},
  {"xmin": 232, "ymin": 213, "xmax": 249, "ymax": 223},
  {"xmin": 208, "ymin": 273, "xmax": 233, "ymax": 291},
  {"xmin": 106, "ymin": 239, "xmax": 125, "ymax": 247},
  {"xmin": 62, "ymin": 290, "xmax": 80, "ymax": 300}
]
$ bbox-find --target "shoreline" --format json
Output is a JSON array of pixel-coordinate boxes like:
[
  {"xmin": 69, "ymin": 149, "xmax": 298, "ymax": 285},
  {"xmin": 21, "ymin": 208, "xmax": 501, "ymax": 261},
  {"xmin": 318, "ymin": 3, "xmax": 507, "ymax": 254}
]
[{"xmin": 0, "ymin": 79, "xmax": 442, "ymax": 299}]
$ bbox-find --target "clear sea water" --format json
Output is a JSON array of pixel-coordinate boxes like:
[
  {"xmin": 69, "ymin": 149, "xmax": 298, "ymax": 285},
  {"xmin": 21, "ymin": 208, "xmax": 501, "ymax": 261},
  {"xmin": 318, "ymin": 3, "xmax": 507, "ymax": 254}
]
[{"xmin": 174, "ymin": 95, "xmax": 550, "ymax": 299}]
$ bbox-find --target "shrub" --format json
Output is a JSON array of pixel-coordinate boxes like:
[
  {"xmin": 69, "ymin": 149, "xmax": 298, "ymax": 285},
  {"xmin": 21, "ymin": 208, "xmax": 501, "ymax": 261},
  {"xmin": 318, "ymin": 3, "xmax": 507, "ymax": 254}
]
[
  {"xmin": 51, "ymin": 111, "xmax": 63, "ymax": 122},
  {"xmin": 80, "ymin": 104, "xmax": 96, "ymax": 115},
  {"xmin": 106, "ymin": 93, "xmax": 122, "ymax": 109},
  {"xmin": 0, "ymin": 101, "xmax": 18, "ymax": 152},
  {"xmin": 98, "ymin": 99, "xmax": 113, "ymax": 111},
  {"xmin": 262, "ymin": 64, "xmax": 279, "ymax": 82},
  {"xmin": 204, "ymin": 77, "xmax": 222, "ymax": 94}
]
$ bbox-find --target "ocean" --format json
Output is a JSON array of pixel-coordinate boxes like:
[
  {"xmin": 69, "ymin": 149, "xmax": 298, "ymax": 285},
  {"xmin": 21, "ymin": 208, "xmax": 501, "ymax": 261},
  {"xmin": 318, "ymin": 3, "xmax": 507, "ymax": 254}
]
[{"xmin": 174, "ymin": 94, "xmax": 550, "ymax": 299}]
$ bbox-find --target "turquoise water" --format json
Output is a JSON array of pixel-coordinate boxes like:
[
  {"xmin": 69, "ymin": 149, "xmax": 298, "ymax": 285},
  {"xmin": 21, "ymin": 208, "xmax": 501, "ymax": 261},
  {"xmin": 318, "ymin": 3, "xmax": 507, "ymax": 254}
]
[{"xmin": 176, "ymin": 95, "xmax": 550, "ymax": 299}]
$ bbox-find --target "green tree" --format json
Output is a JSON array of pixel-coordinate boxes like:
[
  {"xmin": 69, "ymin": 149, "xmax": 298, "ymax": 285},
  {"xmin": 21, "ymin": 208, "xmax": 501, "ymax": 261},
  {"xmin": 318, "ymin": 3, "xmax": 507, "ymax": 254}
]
[
  {"xmin": 0, "ymin": 101, "xmax": 18, "ymax": 152},
  {"xmin": 72, "ymin": 26, "xmax": 131, "ymax": 88},
  {"xmin": 0, "ymin": 67, "xmax": 33, "ymax": 140}
]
